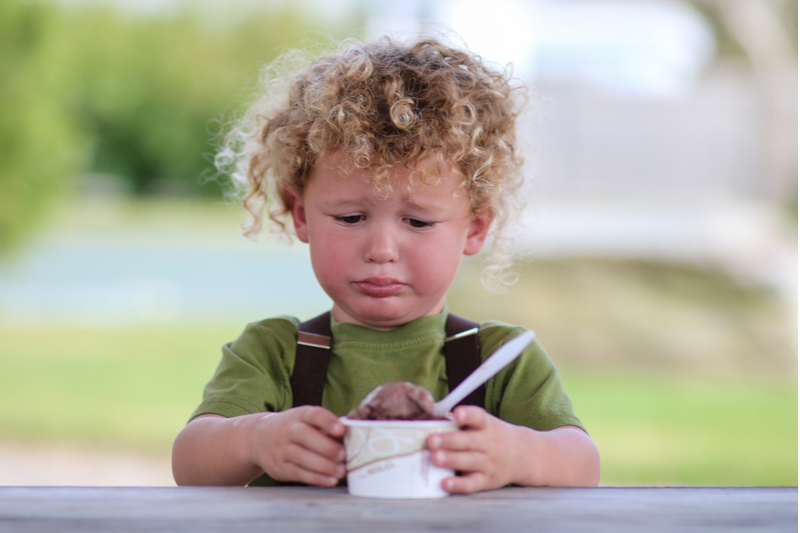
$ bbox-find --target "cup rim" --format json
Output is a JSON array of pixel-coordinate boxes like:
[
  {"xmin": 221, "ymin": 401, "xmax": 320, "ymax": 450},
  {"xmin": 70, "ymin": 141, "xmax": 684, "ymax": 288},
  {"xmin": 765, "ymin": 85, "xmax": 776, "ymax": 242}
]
[{"xmin": 340, "ymin": 416, "xmax": 455, "ymax": 428}]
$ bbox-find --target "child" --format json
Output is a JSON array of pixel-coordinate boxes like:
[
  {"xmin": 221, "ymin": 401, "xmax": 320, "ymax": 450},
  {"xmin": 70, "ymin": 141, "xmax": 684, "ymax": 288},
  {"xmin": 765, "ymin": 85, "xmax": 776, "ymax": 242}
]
[{"xmin": 172, "ymin": 37, "xmax": 600, "ymax": 493}]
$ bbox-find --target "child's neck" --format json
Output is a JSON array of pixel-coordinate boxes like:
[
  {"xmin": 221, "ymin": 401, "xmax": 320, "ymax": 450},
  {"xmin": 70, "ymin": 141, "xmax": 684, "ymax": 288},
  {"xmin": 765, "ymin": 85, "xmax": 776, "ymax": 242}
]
[{"xmin": 330, "ymin": 301, "xmax": 446, "ymax": 331}]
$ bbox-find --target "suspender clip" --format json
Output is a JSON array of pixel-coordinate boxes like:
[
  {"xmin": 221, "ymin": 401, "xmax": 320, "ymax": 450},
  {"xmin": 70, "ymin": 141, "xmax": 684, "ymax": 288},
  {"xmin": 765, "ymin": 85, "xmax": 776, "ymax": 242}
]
[
  {"xmin": 445, "ymin": 327, "xmax": 479, "ymax": 342},
  {"xmin": 297, "ymin": 332, "xmax": 331, "ymax": 349}
]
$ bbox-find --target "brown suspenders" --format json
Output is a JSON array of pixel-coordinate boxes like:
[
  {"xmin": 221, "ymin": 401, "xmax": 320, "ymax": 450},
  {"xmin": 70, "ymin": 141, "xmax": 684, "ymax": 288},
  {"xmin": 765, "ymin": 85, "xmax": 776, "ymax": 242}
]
[
  {"xmin": 442, "ymin": 313, "xmax": 485, "ymax": 408},
  {"xmin": 290, "ymin": 312, "xmax": 334, "ymax": 408},
  {"xmin": 290, "ymin": 312, "xmax": 485, "ymax": 409}
]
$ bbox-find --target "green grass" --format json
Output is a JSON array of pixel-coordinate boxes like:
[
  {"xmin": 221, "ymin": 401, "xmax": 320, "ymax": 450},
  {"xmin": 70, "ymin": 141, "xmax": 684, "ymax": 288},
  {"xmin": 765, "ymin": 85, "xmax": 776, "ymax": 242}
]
[
  {"xmin": 0, "ymin": 323, "xmax": 241, "ymax": 451},
  {"xmin": 562, "ymin": 371, "xmax": 797, "ymax": 486},
  {"xmin": 0, "ymin": 323, "xmax": 795, "ymax": 486}
]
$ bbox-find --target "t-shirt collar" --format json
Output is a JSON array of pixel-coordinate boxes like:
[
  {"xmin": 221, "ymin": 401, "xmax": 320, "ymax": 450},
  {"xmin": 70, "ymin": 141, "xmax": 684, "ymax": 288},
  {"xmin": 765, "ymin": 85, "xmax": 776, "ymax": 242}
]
[{"xmin": 330, "ymin": 304, "xmax": 449, "ymax": 346}]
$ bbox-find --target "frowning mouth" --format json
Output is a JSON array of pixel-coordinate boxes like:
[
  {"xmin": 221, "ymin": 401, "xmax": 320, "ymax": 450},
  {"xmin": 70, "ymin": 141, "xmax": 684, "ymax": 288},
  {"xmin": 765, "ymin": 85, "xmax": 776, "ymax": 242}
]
[{"xmin": 353, "ymin": 277, "xmax": 406, "ymax": 298}]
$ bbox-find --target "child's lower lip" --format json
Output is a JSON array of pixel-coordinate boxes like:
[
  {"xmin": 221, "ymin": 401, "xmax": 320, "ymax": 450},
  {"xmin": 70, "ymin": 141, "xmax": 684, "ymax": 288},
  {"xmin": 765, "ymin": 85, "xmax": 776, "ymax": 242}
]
[{"xmin": 353, "ymin": 282, "xmax": 405, "ymax": 298}]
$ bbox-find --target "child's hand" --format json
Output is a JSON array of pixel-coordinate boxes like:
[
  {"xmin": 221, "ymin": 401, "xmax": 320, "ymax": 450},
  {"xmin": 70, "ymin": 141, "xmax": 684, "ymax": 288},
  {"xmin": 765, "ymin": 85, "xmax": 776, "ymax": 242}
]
[
  {"xmin": 426, "ymin": 406, "xmax": 601, "ymax": 493},
  {"xmin": 426, "ymin": 406, "xmax": 522, "ymax": 494},
  {"xmin": 250, "ymin": 406, "xmax": 346, "ymax": 487}
]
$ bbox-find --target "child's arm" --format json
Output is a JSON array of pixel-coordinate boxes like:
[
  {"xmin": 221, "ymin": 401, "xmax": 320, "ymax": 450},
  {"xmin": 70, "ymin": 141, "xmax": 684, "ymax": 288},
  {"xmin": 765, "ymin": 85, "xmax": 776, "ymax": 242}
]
[
  {"xmin": 172, "ymin": 407, "xmax": 347, "ymax": 487},
  {"xmin": 427, "ymin": 406, "xmax": 600, "ymax": 493}
]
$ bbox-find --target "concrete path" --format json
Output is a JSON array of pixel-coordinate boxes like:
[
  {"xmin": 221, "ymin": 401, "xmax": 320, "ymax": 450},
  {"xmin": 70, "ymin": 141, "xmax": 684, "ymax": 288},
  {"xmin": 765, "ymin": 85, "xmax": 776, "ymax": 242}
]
[{"xmin": 0, "ymin": 441, "xmax": 173, "ymax": 487}]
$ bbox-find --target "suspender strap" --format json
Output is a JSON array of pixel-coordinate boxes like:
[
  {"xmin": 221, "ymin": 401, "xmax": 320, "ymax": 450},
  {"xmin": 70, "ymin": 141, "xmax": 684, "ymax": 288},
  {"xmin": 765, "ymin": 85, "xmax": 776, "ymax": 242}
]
[
  {"xmin": 290, "ymin": 312, "xmax": 332, "ymax": 407},
  {"xmin": 290, "ymin": 311, "xmax": 484, "ymax": 409},
  {"xmin": 444, "ymin": 313, "xmax": 485, "ymax": 408}
]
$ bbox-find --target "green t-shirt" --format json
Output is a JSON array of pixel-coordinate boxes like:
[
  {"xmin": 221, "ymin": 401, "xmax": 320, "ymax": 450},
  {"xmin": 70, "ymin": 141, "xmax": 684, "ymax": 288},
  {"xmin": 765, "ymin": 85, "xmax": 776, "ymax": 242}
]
[
  {"xmin": 191, "ymin": 309, "xmax": 584, "ymax": 485},
  {"xmin": 193, "ymin": 309, "xmax": 583, "ymax": 427}
]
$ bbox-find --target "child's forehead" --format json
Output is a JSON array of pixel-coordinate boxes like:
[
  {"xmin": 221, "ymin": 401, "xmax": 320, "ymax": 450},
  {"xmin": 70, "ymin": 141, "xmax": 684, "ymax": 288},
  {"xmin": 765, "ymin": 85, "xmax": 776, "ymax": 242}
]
[
  {"xmin": 308, "ymin": 151, "xmax": 470, "ymax": 205},
  {"xmin": 311, "ymin": 151, "xmax": 464, "ymax": 187}
]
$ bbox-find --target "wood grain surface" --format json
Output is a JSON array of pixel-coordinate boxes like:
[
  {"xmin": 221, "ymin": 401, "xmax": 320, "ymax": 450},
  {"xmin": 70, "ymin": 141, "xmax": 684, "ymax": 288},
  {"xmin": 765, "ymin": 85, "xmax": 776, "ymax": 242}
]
[{"xmin": 0, "ymin": 486, "xmax": 795, "ymax": 533}]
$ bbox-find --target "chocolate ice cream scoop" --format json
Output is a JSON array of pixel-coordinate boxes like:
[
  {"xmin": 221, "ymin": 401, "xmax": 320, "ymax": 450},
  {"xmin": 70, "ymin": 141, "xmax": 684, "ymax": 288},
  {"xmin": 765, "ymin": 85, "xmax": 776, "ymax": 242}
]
[{"xmin": 347, "ymin": 381, "xmax": 445, "ymax": 420}]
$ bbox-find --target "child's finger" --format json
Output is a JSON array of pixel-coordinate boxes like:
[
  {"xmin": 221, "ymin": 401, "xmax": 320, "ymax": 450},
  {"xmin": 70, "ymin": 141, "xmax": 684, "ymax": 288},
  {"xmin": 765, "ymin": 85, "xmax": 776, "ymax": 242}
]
[
  {"xmin": 282, "ymin": 459, "xmax": 342, "ymax": 487},
  {"xmin": 431, "ymin": 448, "xmax": 485, "ymax": 473},
  {"xmin": 427, "ymin": 428, "xmax": 483, "ymax": 452},
  {"xmin": 298, "ymin": 406, "xmax": 346, "ymax": 438},
  {"xmin": 290, "ymin": 421, "xmax": 345, "ymax": 462},
  {"xmin": 452, "ymin": 405, "xmax": 490, "ymax": 429},
  {"xmin": 441, "ymin": 471, "xmax": 488, "ymax": 494},
  {"xmin": 285, "ymin": 441, "xmax": 346, "ymax": 481}
]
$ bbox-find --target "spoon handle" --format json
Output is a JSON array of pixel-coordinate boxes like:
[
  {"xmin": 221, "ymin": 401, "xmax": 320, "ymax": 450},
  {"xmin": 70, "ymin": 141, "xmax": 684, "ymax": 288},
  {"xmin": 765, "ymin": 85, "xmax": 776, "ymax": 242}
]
[{"xmin": 433, "ymin": 330, "xmax": 535, "ymax": 417}]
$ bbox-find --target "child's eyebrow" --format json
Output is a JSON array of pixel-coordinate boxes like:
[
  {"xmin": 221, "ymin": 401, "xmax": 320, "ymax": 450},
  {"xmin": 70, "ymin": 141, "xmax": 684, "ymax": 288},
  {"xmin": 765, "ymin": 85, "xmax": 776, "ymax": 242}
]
[
  {"xmin": 402, "ymin": 198, "xmax": 439, "ymax": 213},
  {"xmin": 322, "ymin": 194, "xmax": 439, "ymax": 210},
  {"xmin": 402, "ymin": 189, "xmax": 459, "ymax": 213},
  {"xmin": 319, "ymin": 187, "xmax": 452, "ymax": 214},
  {"xmin": 324, "ymin": 198, "xmax": 369, "ymax": 209}
]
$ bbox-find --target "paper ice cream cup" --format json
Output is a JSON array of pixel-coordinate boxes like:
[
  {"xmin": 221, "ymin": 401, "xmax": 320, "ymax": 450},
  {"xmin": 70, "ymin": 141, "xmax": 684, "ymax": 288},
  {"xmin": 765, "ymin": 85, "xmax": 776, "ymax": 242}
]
[{"xmin": 341, "ymin": 417, "xmax": 458, "ymax": 499}]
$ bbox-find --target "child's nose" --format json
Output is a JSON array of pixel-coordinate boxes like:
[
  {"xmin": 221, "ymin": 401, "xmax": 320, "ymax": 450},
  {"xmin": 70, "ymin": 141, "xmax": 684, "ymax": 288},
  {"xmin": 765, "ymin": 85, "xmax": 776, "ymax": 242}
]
[{"xmin": 364, "ymin": 229, "xmax": 399, "ymax": 264}]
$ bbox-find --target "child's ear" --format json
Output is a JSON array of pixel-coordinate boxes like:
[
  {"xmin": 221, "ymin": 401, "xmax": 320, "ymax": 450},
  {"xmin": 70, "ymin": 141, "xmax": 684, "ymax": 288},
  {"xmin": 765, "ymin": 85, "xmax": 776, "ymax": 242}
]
[
  {"xmin": 285, "ymin": 186, "xmax": 309, "ymax": 243},
  {"xmin": 463, "ymin": 208, "xmax": 493, "ymax": 256}
]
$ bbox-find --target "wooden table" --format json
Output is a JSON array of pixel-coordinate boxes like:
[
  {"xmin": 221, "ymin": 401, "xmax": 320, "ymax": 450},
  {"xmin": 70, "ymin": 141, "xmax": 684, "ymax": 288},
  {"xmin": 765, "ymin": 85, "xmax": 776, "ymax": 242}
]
[{"xmin": 0, "ymin": 486, "xmax": 795, "ymax": 532}]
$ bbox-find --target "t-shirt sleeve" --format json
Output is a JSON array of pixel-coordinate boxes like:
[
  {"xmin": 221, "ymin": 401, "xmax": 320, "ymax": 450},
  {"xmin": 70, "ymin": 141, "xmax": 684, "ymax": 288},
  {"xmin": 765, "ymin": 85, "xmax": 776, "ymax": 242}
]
[
  {"xmin": 480, "ymin": 321, "xmax": 586, "ymax": 433},
  {"xmin": 189, "ymin": 316, "xmax": 299, "ymax": 421}
]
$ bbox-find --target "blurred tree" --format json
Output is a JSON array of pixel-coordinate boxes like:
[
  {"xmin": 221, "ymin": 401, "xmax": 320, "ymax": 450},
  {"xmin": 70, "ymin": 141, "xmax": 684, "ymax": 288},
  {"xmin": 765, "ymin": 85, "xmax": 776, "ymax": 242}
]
[
  {"xmin": 690, "ymin": 0, "xmax": 797, "ymax": 60},
  {"xmin": 68, "ymin": 4, "xmax": 332, "ymax": 195},
  {"xmin": 0, "ymin": 0, "xmax": 354, "ymax": 256},
  {"xmin": 690, "ymin": 0, "xmax": 797, "ymax": 203},
  {"xmin": 0, "ymin": 0, "xmax": 86, "ymax": 255}
]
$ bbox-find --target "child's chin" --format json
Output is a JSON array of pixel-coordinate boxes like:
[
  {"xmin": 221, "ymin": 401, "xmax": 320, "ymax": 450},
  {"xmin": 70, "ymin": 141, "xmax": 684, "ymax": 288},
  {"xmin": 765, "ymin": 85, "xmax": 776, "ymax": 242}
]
[
  {"xmin": 337, "ymin": 297, "xmax": 437, "ymax": 329},
  {"xmin": 348, "ymin": 308, "xmax": 420, "ymax": 329}
]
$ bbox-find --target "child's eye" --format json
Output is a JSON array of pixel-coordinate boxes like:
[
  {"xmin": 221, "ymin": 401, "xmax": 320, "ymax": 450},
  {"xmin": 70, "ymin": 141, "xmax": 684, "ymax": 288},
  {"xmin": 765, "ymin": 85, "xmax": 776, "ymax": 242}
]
[
  {"xmin": 334, "ymin": 214, "xmax": 365, "ymax": 225},
  {"xmin": 406, "ymin": 218, "xmax": 434, "ymax": 229}
]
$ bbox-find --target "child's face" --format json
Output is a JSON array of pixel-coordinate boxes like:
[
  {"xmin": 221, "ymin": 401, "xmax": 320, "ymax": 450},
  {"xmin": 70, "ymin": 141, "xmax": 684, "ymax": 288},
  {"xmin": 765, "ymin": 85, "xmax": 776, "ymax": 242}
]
[{"xmin": 288, "ymin": 151, "xmax": 491, "ymax": 330}]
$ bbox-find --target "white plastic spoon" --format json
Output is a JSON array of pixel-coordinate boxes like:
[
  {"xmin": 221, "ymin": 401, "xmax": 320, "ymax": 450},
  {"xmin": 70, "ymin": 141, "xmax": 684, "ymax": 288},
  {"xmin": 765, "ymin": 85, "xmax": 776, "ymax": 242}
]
[{"xmin": 432, "ymin": 330, "xmax": 536, "ymax": 418}]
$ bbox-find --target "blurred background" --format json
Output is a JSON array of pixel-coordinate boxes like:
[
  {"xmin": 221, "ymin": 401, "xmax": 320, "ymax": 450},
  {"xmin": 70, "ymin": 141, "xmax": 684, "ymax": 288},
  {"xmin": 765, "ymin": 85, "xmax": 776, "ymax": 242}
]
[{"xmin": 0, "ymin": 0, "xmax": 796, "ymax": 486}]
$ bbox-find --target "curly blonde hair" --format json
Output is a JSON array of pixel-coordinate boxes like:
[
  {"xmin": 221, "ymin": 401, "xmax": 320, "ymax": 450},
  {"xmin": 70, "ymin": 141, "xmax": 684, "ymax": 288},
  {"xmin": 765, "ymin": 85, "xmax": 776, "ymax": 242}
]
[{"xmin": 217, "ymin": 36, "xmax": 527, "ymax": 286}]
